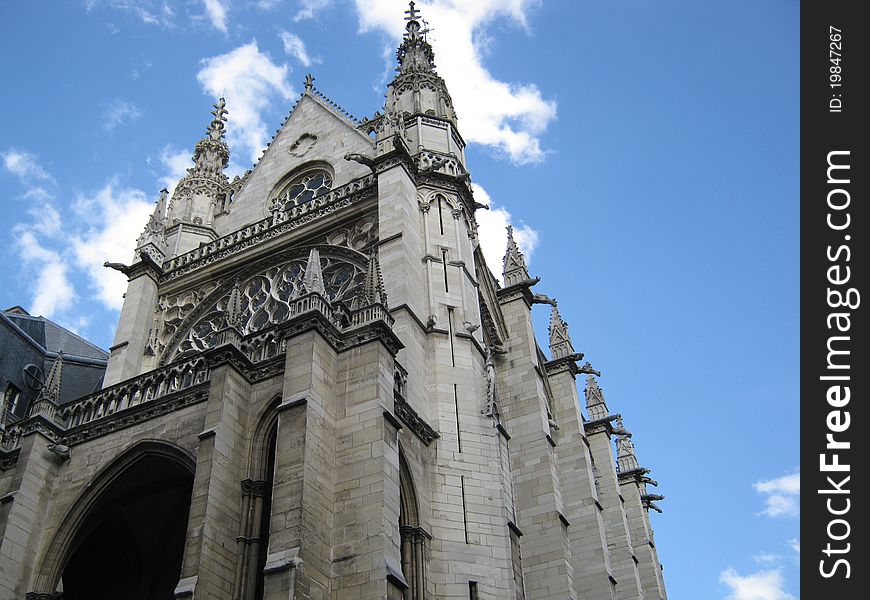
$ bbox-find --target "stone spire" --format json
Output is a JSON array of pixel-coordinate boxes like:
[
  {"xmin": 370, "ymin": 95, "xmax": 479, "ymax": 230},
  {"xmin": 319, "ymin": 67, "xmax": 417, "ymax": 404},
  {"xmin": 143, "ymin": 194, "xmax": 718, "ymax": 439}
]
[
  {"xmin": 379, "ymin": 1, "xmax": 458, "ymax": 139},
  {"xmin": 363, "ymin": 248, "xmax": 388, "ymax": 307},
  {"xmin": 584, "ymin": 373, "xmax": 610, "ymax": 422},
  {"xmin": 303, "ymin": 248, "xmax": 326, "ymax": 296},
  {"xmin": 615, "ymin": 416, "xmax": 639, "ymax": 473},
  {"xmin": 548, "ymin": 302, "xmax": 575, "ymax": 359},
  {"xmin": 502, "ymin": 225, "xmax": 531, "ymax": 287},
  {"xmin": 39, "ymin": 353, "xmax": 64, "ymax": 404},
  {"xmin": 29, "ymin": 353, "xmax": 64, "ymax": 424},
  {"xmin": 166, "ymin": 98, "xmax": 230, "ymax": 228},
  {"xmin": 135, "ymin": 188, "xmax": 169, "ymax": 264}
]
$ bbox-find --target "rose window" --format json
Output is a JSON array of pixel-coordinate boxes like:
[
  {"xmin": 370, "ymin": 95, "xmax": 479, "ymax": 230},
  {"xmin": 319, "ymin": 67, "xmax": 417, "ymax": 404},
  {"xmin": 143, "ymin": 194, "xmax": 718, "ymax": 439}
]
[{"xmin": 277, "ymin": 171, "xmax": 332, "ymax": 209}]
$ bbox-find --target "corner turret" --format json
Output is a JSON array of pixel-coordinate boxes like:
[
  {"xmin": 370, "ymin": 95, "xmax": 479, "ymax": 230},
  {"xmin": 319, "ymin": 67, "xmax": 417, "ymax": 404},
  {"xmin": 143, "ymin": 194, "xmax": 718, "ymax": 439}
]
[{"xmin": 164, "ymin": 98, "xmax": 231, "ymax": 256}]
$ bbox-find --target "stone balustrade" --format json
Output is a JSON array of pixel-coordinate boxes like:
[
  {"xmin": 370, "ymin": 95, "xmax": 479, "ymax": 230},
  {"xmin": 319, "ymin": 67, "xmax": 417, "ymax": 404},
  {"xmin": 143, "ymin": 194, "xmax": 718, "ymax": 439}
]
[{"xmin": 161, "ymin": 174, "xmax": 376, "ymax": 276}]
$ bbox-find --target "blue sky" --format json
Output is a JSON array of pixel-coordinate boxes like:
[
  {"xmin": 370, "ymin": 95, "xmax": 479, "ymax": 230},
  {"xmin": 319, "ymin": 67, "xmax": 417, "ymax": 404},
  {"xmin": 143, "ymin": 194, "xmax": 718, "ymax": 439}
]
[{"xmin": 0, "ymin": 1, "xmax": 799, "ymax": 598}]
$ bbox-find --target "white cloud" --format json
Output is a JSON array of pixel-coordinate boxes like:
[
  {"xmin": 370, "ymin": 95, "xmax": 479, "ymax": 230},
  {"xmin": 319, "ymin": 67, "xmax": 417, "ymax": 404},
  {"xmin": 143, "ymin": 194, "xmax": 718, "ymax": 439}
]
[
  {"xmin": 28, "ymin": 202, "xmax": 62, "ymax": 237},
  {"xmin": 787, "ymin": 539, "xmax": 799, "ymax": 556},
  {"xmin": 280, "ymin": 31, "xmax": 318, "ymax": 67},
  {"xmin": 354, "ymin": 0, "xmax": 556, "ymax": 164},
  {"xmin": 88, "ymin": 1, "xmax": 175, "ymax": 29},
  {"xmin": 752, "ymin": 553, "xmax": 782, "ymax": 565},
  {"xmin": 197, "ymin": 41, "xmax": 295, "ymax": 164},
  {"xmin": 70, "ymin": 182, "xmax": 153, "ymax": 310},
  {"xmin": 754, "ymin": 472, "xmax": 800, "ymax": 518},
  {"xmin": 2, "ymin": 149, "xmax": 55, "ymax": 184},
  {"xmin": 155, "ymin": 145, "xmax": 192, "ymax": 197},
  {"xmin": 202, "ymin": 0, "xmax": 229, "ymax": 33},
  {"xmin": 719, "ymin": 568, "xmax": 795, "ymax": 600},
  {"xmin": 472, "ymin": 183, "xmax": 539, "ymax": 283},
  {"xmin": 102, "ymin": 99, "xmax": 143, "ymax": 131},
  {"xmin": 294, "ymin": 0, "xmax": 333, "ymax": 21},
  {"xmin": 14, "ymin": 228, "xmax": 76, "ymax": 318}
]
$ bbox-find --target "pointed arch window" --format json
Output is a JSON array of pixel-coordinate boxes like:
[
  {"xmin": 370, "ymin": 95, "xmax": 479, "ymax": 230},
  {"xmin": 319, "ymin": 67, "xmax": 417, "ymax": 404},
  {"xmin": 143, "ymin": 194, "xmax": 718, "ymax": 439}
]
[{"xmin": 399, "ymin": 452, "xmax": 430, "ymax": 600}]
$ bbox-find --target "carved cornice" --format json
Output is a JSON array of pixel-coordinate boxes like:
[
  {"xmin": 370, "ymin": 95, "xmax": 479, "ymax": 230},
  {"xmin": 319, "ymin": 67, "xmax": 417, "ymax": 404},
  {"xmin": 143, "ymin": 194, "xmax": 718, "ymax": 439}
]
[
  {"xmin": 394, "ymin": 393, "xmax": 439, "ymax": 446},
  {"xmin": 125, "ymin": 252, "xmax": 165, "ymax": 282}
]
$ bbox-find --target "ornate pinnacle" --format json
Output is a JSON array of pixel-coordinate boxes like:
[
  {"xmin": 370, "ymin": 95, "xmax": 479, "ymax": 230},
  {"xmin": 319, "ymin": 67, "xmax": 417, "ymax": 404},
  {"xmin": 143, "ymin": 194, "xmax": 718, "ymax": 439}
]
[
  {"xmin": 304, "ymin": 74, "xmax": 315, "ymax": 92},
  {"xmin": 226, "ymin": 280, "xmax": 244, "ymax": 331},
  {"xmin": 303, "ymin": 248, "xmax": 326, "ymax": 296},
  {"xmin": 30, "ymin": 353, "xmax": 65, "ymax": 425},
  {"xmin": 396, "ymin": 1, "xmax": 436, "ymax": 75},
  {"xmin": 615, "ymin": 416, "xmax": 640, "ymax": 473},
  {"xmin": 363, "ymin": 248, "xmax": 388, "ymax": 307},
  {"xmin": 584, "ymin": 373, "xmax": 609, "ymax": 422},
  {"xmin": 40, "ymin": 352, "xmax": 64, "ymax": 404},
  {"xmin": 502, "ymin": 225, "xmax": 530, "ymax": 287},
  {"xmin": 549, "ymin": 302, "xmax": 575, "ymax": 359}
]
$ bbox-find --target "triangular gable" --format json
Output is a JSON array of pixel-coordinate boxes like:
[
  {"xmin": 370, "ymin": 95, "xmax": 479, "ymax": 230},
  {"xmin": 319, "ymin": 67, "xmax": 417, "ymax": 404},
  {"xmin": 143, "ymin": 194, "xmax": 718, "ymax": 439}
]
[{"xmin": 223, "ymin": 92, "xmax": 376, "ymax": 232}]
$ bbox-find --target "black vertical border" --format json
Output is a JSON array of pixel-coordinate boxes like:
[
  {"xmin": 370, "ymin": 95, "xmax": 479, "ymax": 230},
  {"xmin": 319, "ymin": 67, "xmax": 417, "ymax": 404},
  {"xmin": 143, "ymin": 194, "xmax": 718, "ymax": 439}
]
[{"xmin": 802, "ymin": 1, "xmax": 869, "ymax": 594}]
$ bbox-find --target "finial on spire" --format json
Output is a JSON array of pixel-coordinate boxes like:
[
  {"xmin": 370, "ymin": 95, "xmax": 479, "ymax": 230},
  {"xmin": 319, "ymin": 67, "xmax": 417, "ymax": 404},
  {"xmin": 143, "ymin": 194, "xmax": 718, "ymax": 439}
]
[
  {"xmin": 208, "ymin": 97, "xmax": 228, "ymax": 141},
  {"xmin": 303, "ymin": 248, "xmax": 326, "ymax": 296},
  {"xmin": 396, "ymin": 0, "xmax": 436, "ymax": 74},
  {"xmin": 304, "ymin": 73, "xmax": 315, "ymax": 92},
  {"xmin": 502, "ymin": 225, "xmax": 531, "ymax": 287},
  {"xmin": 363, "ymin": 248, "xmax": 388, "ymax": 307}
]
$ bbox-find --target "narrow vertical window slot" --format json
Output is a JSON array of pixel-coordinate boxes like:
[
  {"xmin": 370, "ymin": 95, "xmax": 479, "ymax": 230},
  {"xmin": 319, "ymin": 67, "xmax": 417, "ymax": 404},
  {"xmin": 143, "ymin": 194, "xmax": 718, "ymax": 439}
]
[
  {"xmin": 441, "ymin": 248, "xmax": 450, "ymax": 292},
  {"xmin": 461, "ymin": 475, "xmax": 469, "ymax": 544},
  {"xmin": 469, "ymin": 581, "xmax": 479, "ymax": 599},
  {"xmin": 437, "ymin": 196, "xmax": 445, "ymax": 235},
  {"xmin": 447, "ymin": 307, "xmax": 456, "ymax": 366},
  {"xmin": 454, "ymin": 384, "xmax": 462, "ymax": 452}
]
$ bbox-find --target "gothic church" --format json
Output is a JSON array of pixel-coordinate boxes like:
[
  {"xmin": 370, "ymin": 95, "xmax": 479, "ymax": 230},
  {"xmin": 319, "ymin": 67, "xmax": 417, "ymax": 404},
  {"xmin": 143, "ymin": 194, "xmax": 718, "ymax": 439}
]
[{"xmin": 0, "ymin": 5, "xmax": 667, "ymax": 599}]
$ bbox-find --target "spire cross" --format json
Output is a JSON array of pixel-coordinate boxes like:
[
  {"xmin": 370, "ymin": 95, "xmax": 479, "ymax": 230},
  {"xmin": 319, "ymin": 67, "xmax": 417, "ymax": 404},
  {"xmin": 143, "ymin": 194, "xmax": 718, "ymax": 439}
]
[{"xmin": 404, "ymin": 1, "xmax": 420, "ymax": 22}]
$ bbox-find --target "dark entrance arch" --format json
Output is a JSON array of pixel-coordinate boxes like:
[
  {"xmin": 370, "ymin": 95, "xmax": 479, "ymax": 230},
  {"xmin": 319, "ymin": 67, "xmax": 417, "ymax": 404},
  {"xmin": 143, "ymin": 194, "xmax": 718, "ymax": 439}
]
[{"xmin": 46, "ymin": 441, "xmax": 195, "ymax": 600}]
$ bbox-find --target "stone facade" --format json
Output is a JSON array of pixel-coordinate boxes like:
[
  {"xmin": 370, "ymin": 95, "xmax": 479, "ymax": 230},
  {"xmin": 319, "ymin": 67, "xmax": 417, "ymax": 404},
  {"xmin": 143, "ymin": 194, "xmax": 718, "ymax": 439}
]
[{"xmin": 0, "ymin": 5, "xmax": 667, "ymax": 599}]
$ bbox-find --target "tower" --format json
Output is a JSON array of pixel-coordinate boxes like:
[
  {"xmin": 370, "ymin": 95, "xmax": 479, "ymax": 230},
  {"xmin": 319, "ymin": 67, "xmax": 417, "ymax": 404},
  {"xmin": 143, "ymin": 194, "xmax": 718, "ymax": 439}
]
[{"xmin": 0, "ymin": 5, "xmax": 668, "ymax": 599}]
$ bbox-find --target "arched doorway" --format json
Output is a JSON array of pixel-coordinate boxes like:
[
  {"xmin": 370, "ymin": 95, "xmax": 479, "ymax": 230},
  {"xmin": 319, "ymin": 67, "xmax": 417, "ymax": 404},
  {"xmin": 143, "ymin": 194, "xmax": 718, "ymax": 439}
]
[{"xmin": 56, "ymin": 442, "xmax": 195, "ymax": 600}]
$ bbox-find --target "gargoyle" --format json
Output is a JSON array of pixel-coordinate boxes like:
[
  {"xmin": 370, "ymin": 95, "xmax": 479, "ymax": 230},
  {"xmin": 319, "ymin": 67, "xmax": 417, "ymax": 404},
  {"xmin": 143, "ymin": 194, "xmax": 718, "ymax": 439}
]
[
  {"xmin": 103, "ymin": 261, "xmax": 131, "ymax": 275},
  {"xmin": 578, "ymin": 362, "xmax": 602, "ymax": 376},
  {"xmin": 417, "ymin": 154, "xmax": 450, "ymax": 173},
  {"xmin": 462, "ymin": 321, "xmax": 480, "ymax": 334},
  {"xmin": 531, "ymin": 293, "xmax": 556, "ymax": 306},
  {"xmin": 344, "ymin": 152, "xmax": 376, "ymax": 172}
]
